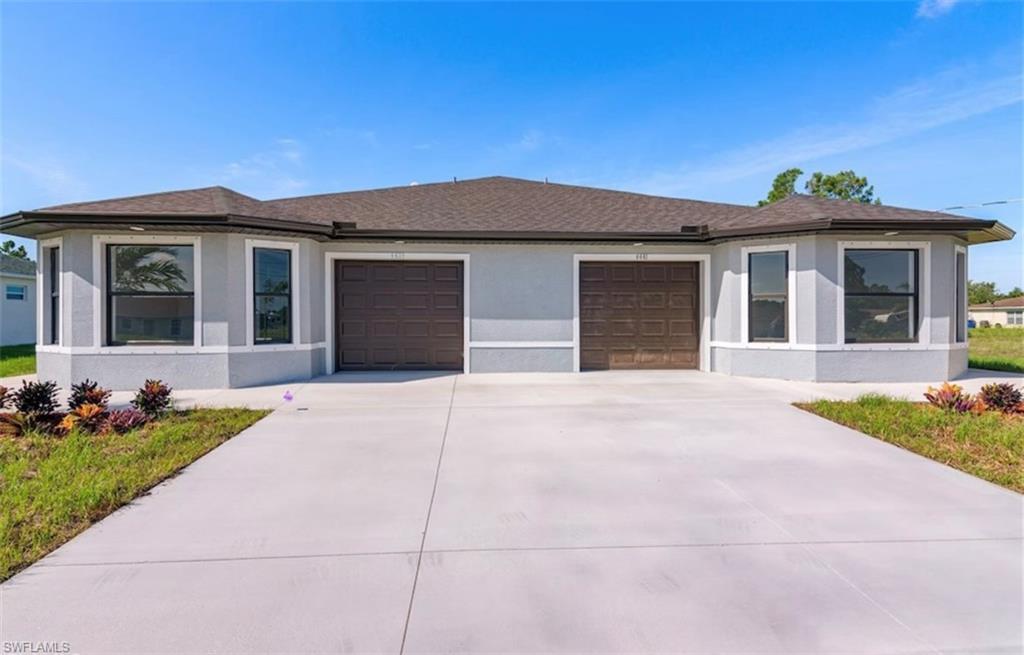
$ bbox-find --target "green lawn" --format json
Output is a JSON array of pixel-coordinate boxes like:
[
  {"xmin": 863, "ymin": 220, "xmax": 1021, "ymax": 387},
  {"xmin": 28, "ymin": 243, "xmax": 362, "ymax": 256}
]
[
  {"xmin": 0, "ymin": 343, "xmax": 35, "ymax": 378},
  {"xmin": 798, "ymin": 395, "xmax": 1023, "ymax": 493},
  {"xmin": 969, "ymin": 327, "xmax": 1024, "ymax": 374},
  {"xmin": 0, "ymin": 407, "xmax": 269, "ymax": 580}
]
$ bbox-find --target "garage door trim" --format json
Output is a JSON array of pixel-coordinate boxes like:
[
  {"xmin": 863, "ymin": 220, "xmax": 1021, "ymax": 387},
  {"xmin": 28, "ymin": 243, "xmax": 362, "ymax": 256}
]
[
  {"xmin": 573, "ymin": 253, "xmax": 710, "ymax": 372},
  {"xmin": 324, "ymin": 252, "xmax": 470, "ymax": 373}
]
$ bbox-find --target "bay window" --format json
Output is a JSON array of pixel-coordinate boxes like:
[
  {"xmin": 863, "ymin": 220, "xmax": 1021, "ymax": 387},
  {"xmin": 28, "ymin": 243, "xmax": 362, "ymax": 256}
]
[
  {"xmin": 844, "ymin": 249, "xmax": 919, "ymax": 343},
  {"xmin": 107, "ymin": 244, "xmax": 195, "ymax": 345}
]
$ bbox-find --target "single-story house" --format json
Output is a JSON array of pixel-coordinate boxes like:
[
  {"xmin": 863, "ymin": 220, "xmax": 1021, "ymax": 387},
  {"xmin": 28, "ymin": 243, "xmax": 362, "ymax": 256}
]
[
  {"xmin": 0, "ymin": 253, "xmax": 37, "ymax": 346},
  {"xmin": 968, "ymin": 296, "xmax": 1024, "ymax": 327},
  {"xmin": 0, "ymin": 176, "xmax": 1014, "ymax": 389}
]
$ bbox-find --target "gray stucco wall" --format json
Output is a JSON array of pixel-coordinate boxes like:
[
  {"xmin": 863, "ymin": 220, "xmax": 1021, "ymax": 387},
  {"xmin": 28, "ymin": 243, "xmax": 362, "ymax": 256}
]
[
  {"xmin": 30, "ymin": 230, "xmax": 970, "ymax": 388},
  {"xmin": 1, "ymin": 274, "xmax": 36, "ymax": 345}
]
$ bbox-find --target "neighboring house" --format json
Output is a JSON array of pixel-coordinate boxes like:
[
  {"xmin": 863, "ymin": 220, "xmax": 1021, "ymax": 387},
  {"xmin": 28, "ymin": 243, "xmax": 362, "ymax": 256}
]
[
  {"xmin": 968, "ymin": 296, "xmax": 1024, "ymax": 327},
  {"xmin": 0, "ymin": 176, "xmax": 1014, "ymax": 389},
  {"xmin": 0, "ymin": 253, "xmax": 37, "ymax": 346}
]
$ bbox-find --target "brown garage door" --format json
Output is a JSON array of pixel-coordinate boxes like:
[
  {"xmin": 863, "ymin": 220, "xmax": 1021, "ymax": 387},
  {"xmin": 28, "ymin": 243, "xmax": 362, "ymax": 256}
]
[
  {"xmin": 335, "ymin": 260, "xmax": 464, "ymax": 371},
  {"xmin": 580, "ymin": 261, "xmax": 699, "ymax": 370}
]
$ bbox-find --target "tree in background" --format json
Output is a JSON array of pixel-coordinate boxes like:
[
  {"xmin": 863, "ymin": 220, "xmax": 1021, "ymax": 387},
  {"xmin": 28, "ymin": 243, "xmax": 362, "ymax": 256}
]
[
  {"xmin": 968, "ymin": 280, "xmax": 1024, "ymax": 305},
  {"xmin": 805, "ymin": 170, "xmax": 880, "ymax": 204},
  {"xmin": 760, "ymin": 169, "xmax": 881, "ymax": 206},
  {"xmin": 757, "ymin": 168, "xmax": 803, "ymax": 207},
  {"xmin": 1, "ymin": 240, "xmax": 29, "ymax": 259}
]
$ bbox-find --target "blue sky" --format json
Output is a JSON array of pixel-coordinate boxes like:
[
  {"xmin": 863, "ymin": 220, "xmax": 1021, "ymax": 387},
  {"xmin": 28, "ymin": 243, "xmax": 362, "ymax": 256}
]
[{"xmin": 2, "ymin": 1, "xmax": 1021, "ymax": 289}]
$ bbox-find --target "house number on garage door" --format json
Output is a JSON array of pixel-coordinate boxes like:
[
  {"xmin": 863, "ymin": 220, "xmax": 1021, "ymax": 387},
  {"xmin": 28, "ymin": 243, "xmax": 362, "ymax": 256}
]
[
  {"xmin": 635, "ymin": 253, "xmax": 649, "ymax": 260},
  {"xmin": 388, "ymin": 252, "xmax": 405, "ymax": 260}
]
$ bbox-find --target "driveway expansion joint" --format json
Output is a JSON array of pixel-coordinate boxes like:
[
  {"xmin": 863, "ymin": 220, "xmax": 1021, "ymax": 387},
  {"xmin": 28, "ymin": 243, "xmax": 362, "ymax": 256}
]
[{"xmin": 399, "ymin": 374, "xmax": 458, "ymax": 654}]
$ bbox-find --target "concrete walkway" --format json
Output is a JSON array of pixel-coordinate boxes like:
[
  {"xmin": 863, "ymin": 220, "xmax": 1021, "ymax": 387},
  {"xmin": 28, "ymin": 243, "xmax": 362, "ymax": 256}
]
[{"xmin": 1, "ymin": 371, "xmax": 1021, "ymax": 653}]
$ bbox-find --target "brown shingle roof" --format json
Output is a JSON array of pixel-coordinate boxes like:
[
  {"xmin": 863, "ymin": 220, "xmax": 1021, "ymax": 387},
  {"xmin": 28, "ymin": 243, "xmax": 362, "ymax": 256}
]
[
  {"xmin": 970, "ymin": 296, "xmax": 1024, "ymax": 309},
  {"xmin": 714, "ymin": 193, "xmax": 972, "ymax": 230},
  {"xmin": 40, "ymin": 185, "xmax": 284, "ymax": 220},
  {"xmin": 3, "ymin": 176, "xmax": 1013, "ymax": 243},
  {"xmin": 263, "ymin": 176, "xmax": 750, "ymax": 232}
]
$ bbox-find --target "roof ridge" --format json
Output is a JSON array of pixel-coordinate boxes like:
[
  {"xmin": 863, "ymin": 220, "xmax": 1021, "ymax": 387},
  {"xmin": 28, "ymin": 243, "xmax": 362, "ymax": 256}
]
[
  {"xmin": 265, "ymin": 174, "xmax": 753, "ymax": 210},
  {"xmin": 264, "ymin": 176, "xmax": 508, "ymax": 203}
]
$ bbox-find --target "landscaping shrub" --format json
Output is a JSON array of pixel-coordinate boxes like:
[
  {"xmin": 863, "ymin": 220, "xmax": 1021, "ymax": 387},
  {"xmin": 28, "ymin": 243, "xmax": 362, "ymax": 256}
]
[
  {"xmin": 11, "ymin": 380, "xmax": 60, "ymax": 416},
  {"xmin": 923, "ymin": 382, "xmax": 976, "ymax": 414},
  {"xmin": 68, "ymin": 379, "xmax": 111, "ymax": 411},
  {"xmin": 979, "ymin": 383, "xmax": 1023, "ymax": 414},
  {"xmin": 58, "ymin": 403, "xmax": 108, "ymax": 434},
  {"xmin": 0, "ymin": 385, "xmax": 9, "ymax": 410},
  {"xmin": 104, "ymin": 408, "xmax": 149, "ymax": 434},
  {"xmin": 0, "ymin": 412, "xmax": 26, "ymax": 437},
  {"xmin": 131, "ymin": 379, "xmax": 173, "ymax": 418}
]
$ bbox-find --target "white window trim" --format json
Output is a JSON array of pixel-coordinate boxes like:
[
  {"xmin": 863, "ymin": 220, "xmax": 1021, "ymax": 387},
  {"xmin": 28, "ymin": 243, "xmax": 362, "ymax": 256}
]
[
  {"xmin": 5, "ymin": 284, "xmax": 27, "ymax": 300},
  {"xmin": 36, "ymin": 236, "xmax": 63, "ymax": 349},
  {"xmin": 836, "ymin": 240, "xmax": 931, "ymax": 349},
  {"xmin": 740, "ymin": 243, "xmax": 797, "ymax": 347},
  {"xmin": 572, "ymin": 253, "xmax": 711, "ymax": 372},
  {"xmin": 245, "ymin": 239, "xmax": 301, "ymax": 348},
  {"xmin": 92, "ymin": 234, "xmax": 202, "ymax": 353},
  {"xmin": 323, "ymin": 251, "xmax": 471, "ymax": 374},
  {"xmin": 954, "ymin": 244, "xmax": 967, "ymax": 343}
]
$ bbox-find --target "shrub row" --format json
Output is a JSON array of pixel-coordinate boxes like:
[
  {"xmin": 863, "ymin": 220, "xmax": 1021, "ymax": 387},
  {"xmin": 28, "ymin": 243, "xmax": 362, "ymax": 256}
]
[
  {"xmin": 0, "ymin": 379, "xmax": 173, "ymax": 437},
  {"xmin": 924, "ymin": 382, "xmax": 1024, "ymax": 415}
]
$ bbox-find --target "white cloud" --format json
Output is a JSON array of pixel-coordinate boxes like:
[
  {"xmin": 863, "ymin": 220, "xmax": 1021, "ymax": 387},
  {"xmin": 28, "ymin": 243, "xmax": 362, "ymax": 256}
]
[
  {"xmin": 220, "ymin": 138, "xmax": 308, "ymax": 196},
  {"xmin": 492, "ymin": 129, "xmax": 548, "ymax": 156},
  {"xmin": 633, "ymin": 56, "xmax": 1023, "ymax": 197},
  {"xmin": 3, "ymin": 152, "xmax": 88, "ymax": 205},
  {"xmin": 916, "ymin": 0, "xmax": 961, "ymax": 19}
]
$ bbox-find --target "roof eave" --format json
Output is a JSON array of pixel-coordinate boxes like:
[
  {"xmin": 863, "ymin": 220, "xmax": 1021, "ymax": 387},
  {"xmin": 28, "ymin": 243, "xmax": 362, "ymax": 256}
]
[
  {"xmin": 330, "ymin": 227, "xmax": 708, "ymax": 242},
  {"xmin": 0, "ymin": 211, "xmax": 334, "ymax": 240},
  {"xmin": 708, "ymin": 219, "xmax": 1015, "ymax": 244}
]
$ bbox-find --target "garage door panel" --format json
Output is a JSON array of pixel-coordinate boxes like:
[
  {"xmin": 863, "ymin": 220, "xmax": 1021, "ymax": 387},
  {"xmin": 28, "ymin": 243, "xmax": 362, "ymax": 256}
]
[
  {"xmin": 434, "ymin": 320, "xmax": 462, "ymax": 338},
  {"xmin": 340, "ymin": 264, "xmax": 368, "ymax": 281},
  {"xmin": 335, "ymin": 261, "xmax": 464, "ymax": 371},
  {"xmin": 372, "ymin": 265, "xmax": 401, "ymax": 281},
  {"xmin": 340, "ymin": 293, "xmax": 367, "ymax": 309},
  {"xmin": 610, "ymin": 265, "xmax": 636, "ymax": 282},
  {"xmin": 403, "ymin": 321, "xmax": 430, "ymax": 338},
  {"xmin": 403, "ymin": 264, "xmax": 429, "ymax": 281},
  {"xmin": 669, "ymin": 292, "xmax": 696, "ymax": 309},
  {"xmin": 670, "ymin": 319, "xmax": 696, "ymax": 336},
  {"xmin": 433, "ymin": 264, "xmax": 461, "ymax": 282},
  {"xmin": 640, "ymin": 264, "xmax": 668, "ymax": 282},
  {"xmin": 402, "ymin": 293, "xmax": 430, "ymax": 310},
  {"xmin": 580, "ymin": 261, "xmax": 699, "ymax": 370}
]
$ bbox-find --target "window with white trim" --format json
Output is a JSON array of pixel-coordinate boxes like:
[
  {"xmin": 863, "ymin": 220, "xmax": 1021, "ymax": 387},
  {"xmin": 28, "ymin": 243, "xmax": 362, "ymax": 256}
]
[
  {"xmin": 5, "ymin": 285, "xmax": 26, "ymax": 301},
  {"xmin": 252, "ymin": 247, "xmax": 292, "ymax": 344},
  {"xmin": 1008, "ymin": 310, "xmax": 1023, "ymax": 326},
  {"xmin": 955, "ymin": 250, "xmax": 966, "ymax": 342},
  {"xmin": 843, "ymin": 249, "xmax": 919, "ymax": 343},
  {"xmin": 107, "ymin": 244, "xmax": 195, "ymax": 345},
  {"xmin": 748, "ymin": 251, "xmax": 788, "ymax": 341}
]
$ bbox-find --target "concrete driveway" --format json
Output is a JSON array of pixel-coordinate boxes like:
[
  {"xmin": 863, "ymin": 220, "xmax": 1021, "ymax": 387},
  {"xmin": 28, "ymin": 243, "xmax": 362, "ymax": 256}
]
[{"xmin": 2, "ymin": 371, "xmax": 1021, "ymax": 653}]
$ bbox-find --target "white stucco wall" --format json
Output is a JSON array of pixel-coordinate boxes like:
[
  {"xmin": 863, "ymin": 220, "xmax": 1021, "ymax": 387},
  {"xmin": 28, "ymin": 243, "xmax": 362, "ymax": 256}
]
[
  {"xmin": 33, "ymin": 229, "xmax": 970, "ymax": 388},
  {"xmin": 1, "ymin": 273, "xmax": 36, "ymax": 345}
]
